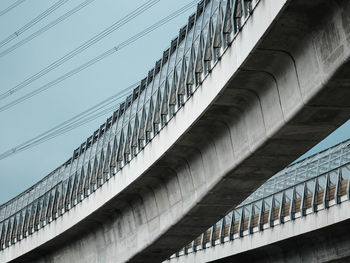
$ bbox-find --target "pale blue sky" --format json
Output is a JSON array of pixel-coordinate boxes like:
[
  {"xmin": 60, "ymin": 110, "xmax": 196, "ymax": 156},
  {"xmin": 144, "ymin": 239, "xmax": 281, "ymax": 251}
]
[
  {"xmin": 0, "ymin": 0, "xmax": 349, "ymax": 204},
  {"xmin": 0, "ymin": 0, "xmax": 197, "ymax": 203}
]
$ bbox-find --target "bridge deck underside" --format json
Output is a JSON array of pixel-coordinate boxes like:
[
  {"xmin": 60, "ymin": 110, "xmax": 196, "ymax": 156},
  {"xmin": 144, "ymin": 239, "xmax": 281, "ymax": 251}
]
[
  {"xmin": 211, "ymin": 218, "xmax": 350, "ymax": 263},
  {"xmin": 2, "ymin": 0, "xmax": 350, "ymax": 262},
  {"xmin": 132, "ymin": 0, "xmax": 350, "ymax": 260},
  {"xmin": 130, "ymin": 0, "xmax": 350, "ymax": 260}
]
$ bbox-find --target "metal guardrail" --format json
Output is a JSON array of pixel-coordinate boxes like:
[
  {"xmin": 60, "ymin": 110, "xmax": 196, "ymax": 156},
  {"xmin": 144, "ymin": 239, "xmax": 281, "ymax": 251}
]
[
  {"xmin": 0, "ymin": 0, "xmax": 259, "ymax": 250},
  {"xmin": 170, "ymin": 157, "xmax": 350, "ymax": 259},
  {"xmin": 241, "ymin": 139, "xmax": 350, "ymax": 206}
]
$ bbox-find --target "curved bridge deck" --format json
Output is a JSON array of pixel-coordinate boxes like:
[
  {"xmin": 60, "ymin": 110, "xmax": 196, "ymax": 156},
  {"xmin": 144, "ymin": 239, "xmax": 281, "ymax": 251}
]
[
  {"xmin": 1, "ymin": 0, "xmax": 350, "ymax": 262},
  {"xmin": 169, "ymin": 139, "xmax": 350, "ymax": 262}
]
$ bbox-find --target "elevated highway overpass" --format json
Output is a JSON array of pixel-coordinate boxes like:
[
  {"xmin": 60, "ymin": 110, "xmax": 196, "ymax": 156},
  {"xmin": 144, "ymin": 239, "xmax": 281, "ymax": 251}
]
[
  {"xmin": 1, "ymin": 0, "xmax": 350, "ymax": 262},
  {"xmin": 169, "ymin": 139, "xmax": 350, "ymax": 263}
]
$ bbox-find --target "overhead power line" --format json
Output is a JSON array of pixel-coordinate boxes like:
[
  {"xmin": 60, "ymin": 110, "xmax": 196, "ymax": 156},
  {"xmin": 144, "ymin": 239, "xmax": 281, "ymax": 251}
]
[
  {"xmin": 0, "ymin": 0, "xmax": 199, "ymax": 160},
  {"xmin": 0, "ymin": 0, "xmax": 96, "ymax": 58},
  {"xmin": 0, "ymin": 0, "xmax": 160, "ymax": 102},
  {"xmin": 0, "ymin": 0, "xmax": 26, "ymax": 17},
  {"xmin": 0, "ymin": 83, "xmax": 137, "ymax": 161},
  {"xmin": 30, "ymin": 103, "xmax": 120, "ymax": 149},
  {"xmin": 0, "ymin": 0, "xmax": 198, "ymax": 113},
  {"xmin": 0, "ymin": 0, "xmax": 70, "ymax": 48}
]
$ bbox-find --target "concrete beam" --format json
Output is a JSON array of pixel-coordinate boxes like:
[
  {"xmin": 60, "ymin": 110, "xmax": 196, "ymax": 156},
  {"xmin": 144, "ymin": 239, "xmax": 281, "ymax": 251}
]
[
  {"xmin": 170, "ymin": 199, "xmax": 350, "ymax": 263},
  {"xmin": 2, "ymin": 0, "xmax": 350, "ymax": 262}
]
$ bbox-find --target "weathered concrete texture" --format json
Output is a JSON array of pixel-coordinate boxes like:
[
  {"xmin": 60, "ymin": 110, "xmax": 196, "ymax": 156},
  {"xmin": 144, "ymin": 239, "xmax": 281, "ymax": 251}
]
[
  {"xmin": 170, "ymin": 199, "xmax": 350, "ymax": 263},
  {"xmin": 3, "ymin": 0, "xmax": 350, "ymax": 262},
  {"xmin": 213, "ymin": 216, "xmax": 350, "ymax": 262},
  {"xmin": 215, "ymin": 222, "xmax": 350, "ymax": 263}
]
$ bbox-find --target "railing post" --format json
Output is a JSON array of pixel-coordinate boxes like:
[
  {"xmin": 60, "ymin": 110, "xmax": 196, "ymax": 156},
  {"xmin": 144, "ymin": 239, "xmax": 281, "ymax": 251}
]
[
  {"xmin": 219, "ymin": 216, "xmax": 226, "ymax": 243},
  {"xmin": 110, "ymin": 105, "xmax": 124, "ymax": 175},
  {"xmin": 183, "ymin": 244, "xmax": 188, "ymax": 255},
  {"xmin": 241, "ymin": 0, "xmax": 247, "ymax": 19},
  {"xmin": 268, "ymin": 195, "xmax": 274, "ymax": 227},
  {"xmin": 289, "ymin": 186, "xmax": 296, "ymax": 220},
  {"xmin": 51, "ymin": 186, "xmax": 59, "ymax": 220},
  {"xmin": 201, "ymin": 231, "xmax": 206, "ymax": 249},
  {"xmin": 98, "ymin": 120, "xmax": 112, "ymax": 185},
  {"xmin": 258, "ymin": 199, "xmax": 264, "ymax": 231},
  {"xmin": 311, "ymin": 178, "xmax": 318, "ymax": 213},
  {"xmin": 213, "ymin": 1, "xmax": 223, "ymax": 61},
  {"xmin": 64, "ymin": 151, "xmax": 77, "ymax": 211},
  {"xmin": 323, "ymin": 173, "xmax": 330, "ymax": 209},
  {"xmin": 335, "ymin": 168, "xmax": 342, "ymax": 204},
  {"xmin": 247, "ymin": 203, "xmax": 254, "ymax": 234},
  {"xmin": 210, "ymin": 225, "xmax": 215, "ymax": 247},
  {"xmin": 228, "ymin": 210, "xmax": 235, "ymax": 240},
  {"xmin": 72, "ymin": 144, "xmax": 84, "ymax": 204},
  {"xmin": 192, "ymin": 239, "xmax": 197, "ymax": 252},
  {"xmin": 5, "ymin": 219, "xmax": 11, "ymax": 247},
  {"xmin": 10, "ymin": 216, "xmax": 17, "ymax": 245},
  {"xmin": 17, "ymin": 211, "xmax": 24, "ymax": 241},
  {"xmin": 278, "ymin": 191, "xmax": 285, "ymax": 224},
  {"xmin": 238, "ymin": 207, "xmax": 244, "ymax": 237},
  {"xmin": 222, "ymin": 0, "xmax": 233, "ymax": 45},
  {"xmin": 116, "ymin": 103, "xmax": 128, "ymax": 170},
  {"xmin": 300, "ymin": 182, "xmax": 307, "ymax": 216}
]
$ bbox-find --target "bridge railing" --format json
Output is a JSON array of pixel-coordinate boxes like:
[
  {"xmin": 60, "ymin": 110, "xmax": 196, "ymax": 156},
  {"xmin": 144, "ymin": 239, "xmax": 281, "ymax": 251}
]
[
  {"xmin": 0, "ymin": 0, "xmax": 260, "ymax": 250},
  {"xmin": 170, "ymin": 156, "xmax": 350, "ymax": 259},
  {"xmin": 241, "ymin": 139, "xmax": 350, "ymax": 206}
]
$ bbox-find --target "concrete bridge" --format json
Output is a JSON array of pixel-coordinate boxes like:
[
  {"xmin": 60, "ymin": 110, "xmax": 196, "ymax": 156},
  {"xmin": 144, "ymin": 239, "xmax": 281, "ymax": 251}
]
[
  {"xmin": 1, "ymin": 0, "xmax": 350, "ymax": 262},
  {"xmin": 169, "ymin": 139, "xmax": 350, "ymax": 262}
]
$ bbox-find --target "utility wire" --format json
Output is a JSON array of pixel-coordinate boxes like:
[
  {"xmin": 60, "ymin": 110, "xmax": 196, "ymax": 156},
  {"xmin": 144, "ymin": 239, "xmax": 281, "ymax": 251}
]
[
  {"xmin": 0, "ymin": 0, "xmax": 26, "ymax": 17},
  {"xmin": 30, "ymin": 103, "xmax": 120, "ymax": 149},
  {"xmin": 0, "ymin": 83, "xmax": 136, "ymax": 160},
  {"xmin": 13, "ymin": 93, "xmax": 129, "ymax": 150},
  {"xmin": 0, "ymin": 0, "xmax": 160, "ymax": 101},
  {"xmin": 0, "ymin": 48, "xmax": 116, "ymax": 112},
  {"xmin": 0, "ymin": 104, "xmax": 117, "ymax": 159},
  {"xmin": 0, "ymin": 0, "xmax": 198, "ymax": 113},
  {"xmin": 0, "ymin": 0, "xmax": 96, "ymax": 58},
  {"xmin": 0, "ymin": 0, "xmax": 70, "ymax": 48},
  {"xmin": 0, "ymin": 0, "xmax": 199, "ymax": 159}
]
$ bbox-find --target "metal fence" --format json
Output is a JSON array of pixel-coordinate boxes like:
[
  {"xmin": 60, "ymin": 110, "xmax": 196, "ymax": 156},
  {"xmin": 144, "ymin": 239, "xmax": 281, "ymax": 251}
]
[
  {"xmin": 170, "ymin": 140, "xmax": 350, "ymax": 259},
  {"xmin": 241, "ymin": 139, "xmax": 350, "ymax": 205},
  {"xmin": 0, "ymin": 0, "xmax": 259, "ymax": 250}
]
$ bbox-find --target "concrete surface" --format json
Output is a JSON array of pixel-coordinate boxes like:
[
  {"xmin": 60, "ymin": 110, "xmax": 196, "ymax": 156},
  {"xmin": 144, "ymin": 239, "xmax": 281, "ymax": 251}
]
[
  {"xmin": 2, "ymin": 0, "xmax": 350, "ymax": 262},
  {"xmin": 169, "ymin": 195, "xmax": 350, "ymax": 263}
]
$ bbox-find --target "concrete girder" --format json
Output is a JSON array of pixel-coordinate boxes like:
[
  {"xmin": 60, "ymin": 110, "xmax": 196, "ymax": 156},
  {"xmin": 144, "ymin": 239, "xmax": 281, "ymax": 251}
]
[{"xmin": 2, "ymin": 0, "xmax": 350, "ymax": 262}]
